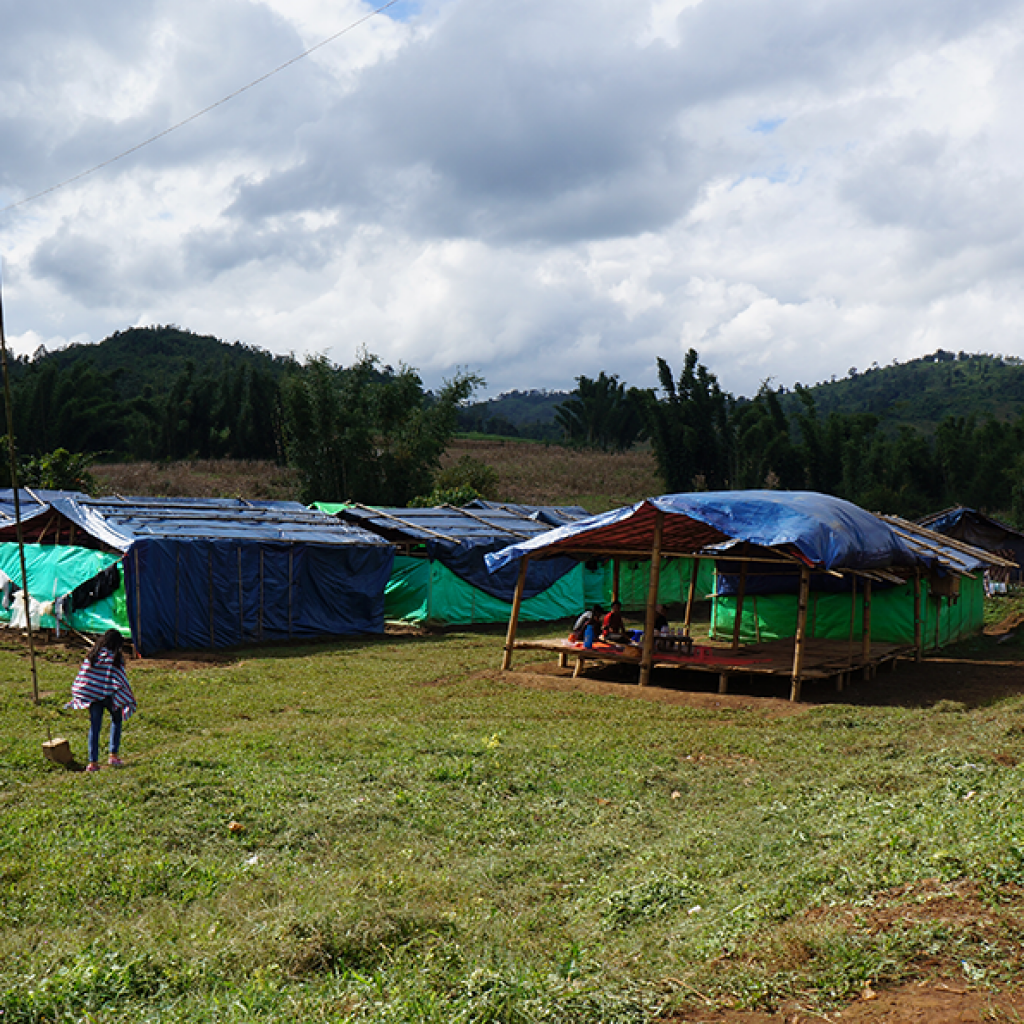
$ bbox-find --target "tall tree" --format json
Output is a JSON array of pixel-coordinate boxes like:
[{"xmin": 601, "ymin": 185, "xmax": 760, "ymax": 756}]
[
  {"xmin": 281, "ymin": 352, "xmax": 481, "ymax": 505},
  {"xmin": 646, "ymin": 350, "xmax": 732, "ymax": 491},
  {"xmin": 554, "ymin": 372, "xmax": 648, "ymax": 451},
  {"xmin": 731, "ymin": 383, "xmax": 802, "ymax": 489}
]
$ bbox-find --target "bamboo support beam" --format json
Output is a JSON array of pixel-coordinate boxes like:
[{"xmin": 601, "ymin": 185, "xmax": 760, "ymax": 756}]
[
  {"xmin": 683, "ymin": 558, "xmax": 699, "ymax": 632},
  {"xmin": 731, "ymin": 559, "xmax": 747, "ymax": 651},
  {"xmin": 789, "ymin": 565, "xmax": 811, "ymax": 701},
  {"xmin": 501, "ymin": 555, "xmax": 530, "ymax": 671},
  {"xmin": 913, "ymin": 571, "xmax": 922, "ymax": 662},
  {"xmin": 639, "ymin": 511, "xmax": 665, "ymax": 687},
  {"xmin": 861, "ymin": 578, "xmax": 872, "ymax": 679}
]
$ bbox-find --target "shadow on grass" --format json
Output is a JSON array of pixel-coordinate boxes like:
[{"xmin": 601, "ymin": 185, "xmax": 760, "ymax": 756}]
[{"xmin": 512, "ymin": 633, "xmax": 1024, "ymax": 712}]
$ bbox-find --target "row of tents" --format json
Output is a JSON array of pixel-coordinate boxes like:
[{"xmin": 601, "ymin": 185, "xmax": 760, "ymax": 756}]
[{"xmin": 0, "ymin": 488, "xmax": 1017, "ymax": 658}]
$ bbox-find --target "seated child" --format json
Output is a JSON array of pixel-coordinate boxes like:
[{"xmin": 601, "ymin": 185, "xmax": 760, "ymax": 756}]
[{"xmin": 602, "ymin": 600, "xmax": 627, "ymax": 642}]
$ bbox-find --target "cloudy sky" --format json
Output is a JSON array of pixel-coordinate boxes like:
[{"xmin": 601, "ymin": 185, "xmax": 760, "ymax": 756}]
[{"xmin": 2, "ymin": 0, "xmax": 1024, "ymax": 399}]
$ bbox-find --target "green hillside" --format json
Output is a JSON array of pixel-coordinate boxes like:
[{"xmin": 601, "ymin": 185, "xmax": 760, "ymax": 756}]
[
  {"xmin": 24, "ymin": 324, "xmax": 295, "ymax": 399},
  {"xmin": 786, "ymin": 350, "xmax": 1024, "ymax": 431}
]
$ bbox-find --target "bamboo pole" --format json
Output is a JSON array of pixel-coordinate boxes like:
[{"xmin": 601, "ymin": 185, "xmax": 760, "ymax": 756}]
[
  {"xmin": 501, "ymin": 555, "xmax": 530, "ymax": 671},
  {"xmin": 0, "ymin": 270, "xmax": 39, "ymax": 704},
  {"xmin": 789, "ymin": 565, "xmax": 811, "ymax": 702},
  {"xmin": 683, "ymin": 558, "xmax": 699, "ymax": 632},
  {"xmin": 861, "ymin": 578, "xmax": 872, "ymax": 679},
  {"xmin": 913, "ymin": 570, "xmax": 922, "ymax": 661},
  {"xmin": 639, "ymin": 511, "xmax": 665, "ymax": 687},
  {"xmin": 731, "ymin": 559, "xmax": 747, "ymax": 651}
]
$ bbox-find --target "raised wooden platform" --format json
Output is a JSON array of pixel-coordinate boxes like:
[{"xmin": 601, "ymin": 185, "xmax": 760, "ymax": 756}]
[{"xmin": 511, "ymin": 636, "xmax": 917, "ymax": 698}]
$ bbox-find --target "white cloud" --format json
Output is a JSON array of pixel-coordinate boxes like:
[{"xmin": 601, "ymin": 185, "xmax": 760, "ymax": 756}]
[{"xmin": 2, "ymin": 0, "xmax": 1024, "ymax": 399}]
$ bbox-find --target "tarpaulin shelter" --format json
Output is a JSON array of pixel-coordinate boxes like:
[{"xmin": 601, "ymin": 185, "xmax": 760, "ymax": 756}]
[
  {"xmin": 711, "ymin": 513, "xmax": 1015, "ymax": 653},
  {"xmin": 486, "ymin": 490, "xmax": 1013, "ymax": 700},
  {"xmin": 918, "ymin": 506, "xmax": 1024, "ymax": 585},
  {"xmin": 320, "ymin": 502, "xmax": 588, "ymax": 626},
  {"xmin": 0, "ymin": 492, "xmax": 394, "ymax": 655}
]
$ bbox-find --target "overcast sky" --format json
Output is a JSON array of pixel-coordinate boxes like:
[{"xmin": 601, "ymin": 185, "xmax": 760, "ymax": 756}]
[{"xmin": 2, "ymin": 0, "xmax": 1024, "ymax": 399}]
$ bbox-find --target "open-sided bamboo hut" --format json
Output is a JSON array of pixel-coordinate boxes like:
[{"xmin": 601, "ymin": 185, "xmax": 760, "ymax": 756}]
[{"xmin": 487, "ymin": 490, "xmax": 1016, "ymax": 700}]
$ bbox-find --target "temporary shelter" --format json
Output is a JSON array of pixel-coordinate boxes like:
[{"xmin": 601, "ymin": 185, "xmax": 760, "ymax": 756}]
[
  {"xmin": 918, "ymin": 506, "xmax": 1024, "ymax": 586},
  {"xmin": 322, "ymin": 502, "xmax": 589, "ymax": 626},
  {"xmin": 0, "ymin": 492, "xmax": 394, "ymax": 655},
  {"xmin": 711, "ymin": 512, "xmax": 1014, "ymax": 652},
  {"xmin": 486, "ymin": 490, "xmax": 1014, "ymax": 700}
]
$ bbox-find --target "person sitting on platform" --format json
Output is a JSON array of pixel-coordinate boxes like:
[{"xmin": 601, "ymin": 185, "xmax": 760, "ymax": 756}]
[
  {"xmin": 570, "ymin": 605, "xmax": 603, "ymax": 643},
  {"xmin": 602, "ymin": 600, "xmax": 627, "ymax": 642},
  {"xmin": 653, "ymin": 603, "xmax": 669, "ymax": 633}
]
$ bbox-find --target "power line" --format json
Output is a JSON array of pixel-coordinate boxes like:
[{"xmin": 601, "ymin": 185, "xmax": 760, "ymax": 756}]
[{"xmin": 0, "ymin": 0, "xmax": 401, "ymax": 216}]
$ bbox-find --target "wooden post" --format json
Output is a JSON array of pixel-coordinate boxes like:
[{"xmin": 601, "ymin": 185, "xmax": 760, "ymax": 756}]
[
  {"xmin": 861, "ymin": 578, "xmax": 872, "ymax": 680},
  {"xmin": 612, "ymin": 558, "xmax": 621, "ymax": 604},
  {"xmin": 501, "ymin": 555, "xmax": 530, "ymax": 671},
  {"xmin": 0, "ymin": 274, "xmax": 39, "ymax": 703},
  {"xmin": 731, "ymin": 559, "xmax": 747, "ymax": 651},
  {"xmin": 913, "ymin": 571, "xmax": 922, "ymax": 662},
  {"xmin": 790, "ymin": 565, "xmax": 811, "ymax": 702},
  {"xmin": 683, "ymin": 558, "xmax": 699, "ymax": 632},
  {"xmin": 639, "ymin": 511, "xmax": 665, "ymax": 687}
]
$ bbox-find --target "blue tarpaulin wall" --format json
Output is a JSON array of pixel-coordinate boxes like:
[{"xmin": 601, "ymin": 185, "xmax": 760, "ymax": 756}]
[
  {"xmin": 123, "ymin": 538, "xmax": 394, "ymax": 656},
  {"xmin": 425, "ymin": 538, "xmax": 580, "ymax": 602}
]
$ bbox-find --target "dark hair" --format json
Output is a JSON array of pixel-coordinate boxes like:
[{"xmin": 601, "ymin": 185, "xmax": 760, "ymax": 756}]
[{"xmin": 88, "ymin": 629, "xmax": 125, "ymax": 669}]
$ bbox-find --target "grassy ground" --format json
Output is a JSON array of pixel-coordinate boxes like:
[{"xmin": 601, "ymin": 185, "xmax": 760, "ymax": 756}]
[{"xmin": 4, "ymin": 626, "xmax": 1024, "ymax": 1022}]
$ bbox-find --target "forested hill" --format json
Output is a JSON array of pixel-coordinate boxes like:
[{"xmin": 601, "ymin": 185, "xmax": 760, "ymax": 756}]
[
  {"xmin": 20, "ymin": 325, "xmax": 295, "ymax": 399},
  {"xmin": 786, "ymin": 351, "xmax": 1024, "ymax": 430}
]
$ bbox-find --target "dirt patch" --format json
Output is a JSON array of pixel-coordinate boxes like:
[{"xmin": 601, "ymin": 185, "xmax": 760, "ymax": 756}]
[
  {"xmin": 670, "ymin": 880, "xmax": 1024, "ymax": 1022},
  {"xmin": 675, "ymin": 985, "xmax": 1024, "ymax": 1022},
  {"xmin": 491, "ymin": 664, "xmax": 812, "ymax": 717}
]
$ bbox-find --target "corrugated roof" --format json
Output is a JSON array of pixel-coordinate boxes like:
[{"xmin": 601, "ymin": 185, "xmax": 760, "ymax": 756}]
[
  {"xmin": 877, "ymin": 513, "xmax": 1019, "ymax": 574},
  {"xmin": 463, "ymin": 499, "xmax": 591, "ymax": 528},
  {"xmin": 0, "ymin": 492, "xmax": 390, "ymax": 550},
  {"xmin": 332, "ymin": 502, "xmax": 565, "ymax": 546}
]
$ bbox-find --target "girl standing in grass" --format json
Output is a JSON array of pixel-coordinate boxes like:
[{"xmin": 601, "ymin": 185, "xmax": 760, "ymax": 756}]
[{"xmin": 69, "ymin": 629, "xmax": 136, "ymax": 773}]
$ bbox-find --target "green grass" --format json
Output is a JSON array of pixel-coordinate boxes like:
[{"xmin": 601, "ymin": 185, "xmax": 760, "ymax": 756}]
[{"xmin": 3, "ymin": 629, "xmax": 1024, "ymax": 1021}]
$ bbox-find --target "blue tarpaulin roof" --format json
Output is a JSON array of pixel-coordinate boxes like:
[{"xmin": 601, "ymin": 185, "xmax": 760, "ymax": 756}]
[
  {"xmin": 486, "ymin": 491, "xmax": 922, "ymax": 574},
  {"xmin": 0, "ymin": 493, "xmax": 389, "ymax": 551},
  {"xmin": 329, "ymin": 502, "xmax": 581, "ymax": 601},
  {"xmin": 0, "ymin": 492, "xmax": 394, "ymax": 654}
]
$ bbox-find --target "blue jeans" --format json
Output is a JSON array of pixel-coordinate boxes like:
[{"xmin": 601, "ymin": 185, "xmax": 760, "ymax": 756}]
[{"xmin": 88, "ymin": 698, "xmax": 122, "ymax": 764}]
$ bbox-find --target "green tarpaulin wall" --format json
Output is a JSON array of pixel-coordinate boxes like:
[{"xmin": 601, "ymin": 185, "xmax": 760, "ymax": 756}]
[
  {"xmin": 386, "ymin": 555, "xmax": 586, "ymax": 626},
  {"xmin": 582, "ymin": 558, "xmax": 717, "ymax": 611},
  {"xmin": 710, "ymin": 574, "xmax": 983, "ymax": 650},
  {"xmin": 0, "ymin": 543, "xmax": 128, "ymax": 635}
]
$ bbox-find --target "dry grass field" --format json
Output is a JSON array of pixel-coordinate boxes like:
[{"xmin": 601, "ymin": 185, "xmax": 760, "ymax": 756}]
[
  {"xmin": 442, "ymin": 438, "xmax": 662, "ymax": 511},
  {"xmin": 92, "ymin": 459, "xmax": 303, "ymax": 501},
  {"xmin": 93, "ymin": 440, "xmax": 665, "ymax": 511}
]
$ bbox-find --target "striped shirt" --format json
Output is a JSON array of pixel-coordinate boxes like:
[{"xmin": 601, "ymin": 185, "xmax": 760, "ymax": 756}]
[{"xmin": 69, "ymin": 649, "xmax": 137, "ymax": 721}]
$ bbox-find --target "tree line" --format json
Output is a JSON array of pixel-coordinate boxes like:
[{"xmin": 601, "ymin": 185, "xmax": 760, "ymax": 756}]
[
  {"xmin": 7, "ymin": 326, "xmax": 1023, "ymax": 519},
  {"xmin": 0, "ymin": 328, "xmax": 478, "ymax": 506},
  {"xmin": 557, "ymin": 351, "xmax": 1024, "ymax": 522}
]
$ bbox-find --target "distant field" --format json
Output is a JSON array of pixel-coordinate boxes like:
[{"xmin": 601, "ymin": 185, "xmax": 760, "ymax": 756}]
[
  {"xmin": 93, "ymin": 441, "xmax": 664, "ymax": 511},
  {"xmin": 443, "ymin": 438, "xmax": 663, "ymax": 512}
]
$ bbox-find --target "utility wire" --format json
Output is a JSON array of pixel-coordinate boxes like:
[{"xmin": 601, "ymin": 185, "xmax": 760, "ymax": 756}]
[{"xmin": 0, "ymin": 0, "xmax": 401, "ymax": 216}]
